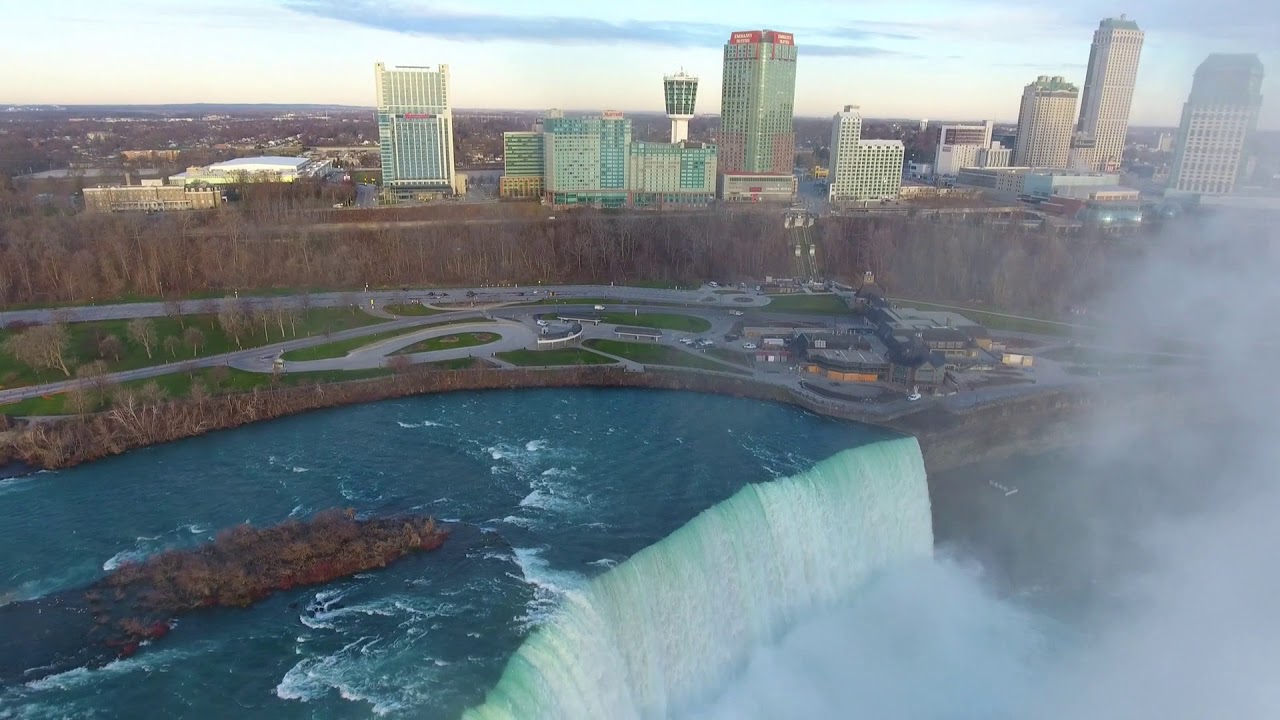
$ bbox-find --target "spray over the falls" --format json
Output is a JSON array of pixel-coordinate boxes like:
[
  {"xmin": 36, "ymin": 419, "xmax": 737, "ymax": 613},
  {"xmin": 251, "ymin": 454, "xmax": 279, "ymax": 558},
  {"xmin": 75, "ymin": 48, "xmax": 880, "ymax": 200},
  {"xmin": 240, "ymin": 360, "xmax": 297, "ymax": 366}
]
[{"xmin": 464, "ymin": 436, "xmax": 933, "ymax": 719}]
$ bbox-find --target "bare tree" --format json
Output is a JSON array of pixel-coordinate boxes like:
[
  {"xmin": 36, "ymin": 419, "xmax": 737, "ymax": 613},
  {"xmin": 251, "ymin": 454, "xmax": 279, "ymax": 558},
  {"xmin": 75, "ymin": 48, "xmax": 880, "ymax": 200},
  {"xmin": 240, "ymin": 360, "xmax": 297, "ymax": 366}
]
[
  {"xmin": 208, "ymin": 364, "xmax": 230, "ymax": 390},
  {"xmin": 98, "ymin": 334, "xmax": 124, "ymax": 363},
  {"xmin": 183, "ymin": 326, "xmax": 205, "ymax": 357},
  {"xmin": 3, "ymin": 323, "xmax": 75, "ymax": 377},
  {"xmin": 163, "ymin": 335, "xmax": 181, "ymax": 358},
  {"xmin": 386, "ymin": 354, "xmax": 412, "ymax": 374},
  {"xmin": 127, "ymin": 318, "xmax": 157, "ymax": 359},
  {"xmin": 217, "ymin": 307, "xmax": 245, "ymax": 349},
  {"xmin": 137, "ymin": 380, "xmax": 167, "ymax": 406},
  {"xmin": 65, "ymin": 386, "xmax": 95, "ymax": 415},
  {"xmin": 163, "ymin": 298, "xmax": 186, "ymax": 330},
  {"xmin": 75, "ymin": 359, "xmax": 111, "ymax": 404}
]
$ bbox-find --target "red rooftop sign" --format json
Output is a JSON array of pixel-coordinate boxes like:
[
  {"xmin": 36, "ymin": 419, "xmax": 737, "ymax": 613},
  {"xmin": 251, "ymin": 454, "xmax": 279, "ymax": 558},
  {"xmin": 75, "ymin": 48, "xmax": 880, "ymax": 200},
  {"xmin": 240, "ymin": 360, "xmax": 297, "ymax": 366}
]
[
  {"xmin": 729, "ymin": 31, "xmax": 762, "ymax": 44},
  {"xmin": 771, "ymin": 32, "xmax": 794, "ymax": 45}
]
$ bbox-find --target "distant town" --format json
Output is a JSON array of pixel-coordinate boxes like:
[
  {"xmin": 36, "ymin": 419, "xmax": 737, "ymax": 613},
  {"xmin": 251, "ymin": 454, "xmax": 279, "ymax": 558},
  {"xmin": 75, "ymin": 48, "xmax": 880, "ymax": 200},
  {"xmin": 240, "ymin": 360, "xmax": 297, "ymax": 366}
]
[
  {"xmin": 0, "ymin": 15, "xmax": 1267, "ymax": 440},
  {"xmin": 2, "ymin": 18, "xmax": 1276, "ymax": 230}
]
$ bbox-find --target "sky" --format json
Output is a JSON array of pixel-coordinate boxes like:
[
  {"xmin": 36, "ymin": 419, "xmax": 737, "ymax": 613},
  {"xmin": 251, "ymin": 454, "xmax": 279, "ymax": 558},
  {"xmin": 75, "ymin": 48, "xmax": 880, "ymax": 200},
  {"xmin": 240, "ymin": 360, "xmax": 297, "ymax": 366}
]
[{"xmin": 4, "ymin": 0, "xmax": 1277, "ymax": 127}]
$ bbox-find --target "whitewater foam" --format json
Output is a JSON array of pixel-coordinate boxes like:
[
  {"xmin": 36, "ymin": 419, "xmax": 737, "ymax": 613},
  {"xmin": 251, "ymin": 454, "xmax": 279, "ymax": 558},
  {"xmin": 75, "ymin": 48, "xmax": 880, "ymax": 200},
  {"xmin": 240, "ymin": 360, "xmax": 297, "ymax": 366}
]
[{"xmin": 464, "ymin": 437, "xmax": 933, "ymax": 719}]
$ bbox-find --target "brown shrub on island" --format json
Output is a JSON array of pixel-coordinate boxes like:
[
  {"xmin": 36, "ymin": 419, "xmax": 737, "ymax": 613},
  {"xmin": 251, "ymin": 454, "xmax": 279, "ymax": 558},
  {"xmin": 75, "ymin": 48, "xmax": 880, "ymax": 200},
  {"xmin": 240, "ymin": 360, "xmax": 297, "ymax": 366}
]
[{"xmin": 85, "ymin": 509, "xmax": 447, "ymax": 658}]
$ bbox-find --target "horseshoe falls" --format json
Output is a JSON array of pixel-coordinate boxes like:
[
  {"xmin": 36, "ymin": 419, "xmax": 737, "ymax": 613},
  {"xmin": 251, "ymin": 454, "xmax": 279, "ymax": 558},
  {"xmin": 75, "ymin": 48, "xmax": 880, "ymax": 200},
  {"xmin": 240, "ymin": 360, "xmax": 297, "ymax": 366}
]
[{"xmin": 464, "ymin": 436, "xmax": 933, "ymax": 720}]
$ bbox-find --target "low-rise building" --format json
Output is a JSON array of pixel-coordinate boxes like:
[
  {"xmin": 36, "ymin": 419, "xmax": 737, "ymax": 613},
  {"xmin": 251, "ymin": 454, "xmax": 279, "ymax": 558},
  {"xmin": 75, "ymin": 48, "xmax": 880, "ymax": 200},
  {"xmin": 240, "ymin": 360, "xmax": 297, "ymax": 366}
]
[
  {"xmin": 955, "ymin": 166, "xmax": 1035, "ymax": 195},
  {"xmin": 718, "ymin": 172, "xmax": 797, "ymax": 203},
  {"xmin": 84, "ymin": 185, "xmax": 222, "ymax": 213},
  {"xmin": 168, "ymin": 156, "xmax": 333, "ymax": 186}
]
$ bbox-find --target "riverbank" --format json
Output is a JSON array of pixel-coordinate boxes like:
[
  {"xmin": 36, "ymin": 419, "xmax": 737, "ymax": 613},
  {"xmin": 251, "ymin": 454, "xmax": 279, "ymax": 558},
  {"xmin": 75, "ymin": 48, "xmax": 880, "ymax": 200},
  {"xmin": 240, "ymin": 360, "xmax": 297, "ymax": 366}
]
[{"xmin": 0, "ymin": 364, "xmax": 1158, "ymax": 476}]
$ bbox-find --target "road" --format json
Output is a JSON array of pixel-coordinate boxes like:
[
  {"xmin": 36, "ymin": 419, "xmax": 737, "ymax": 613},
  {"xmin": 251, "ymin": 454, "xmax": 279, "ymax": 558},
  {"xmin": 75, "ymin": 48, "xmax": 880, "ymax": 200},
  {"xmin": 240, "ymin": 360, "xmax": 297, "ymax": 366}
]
[
  {"xmin": 0, "ymin": 285, "xmax": 1159, "ymax": 419},
  {"xmin": 0, "ymin": 284, "xmax": 770, "ymax": 326}
]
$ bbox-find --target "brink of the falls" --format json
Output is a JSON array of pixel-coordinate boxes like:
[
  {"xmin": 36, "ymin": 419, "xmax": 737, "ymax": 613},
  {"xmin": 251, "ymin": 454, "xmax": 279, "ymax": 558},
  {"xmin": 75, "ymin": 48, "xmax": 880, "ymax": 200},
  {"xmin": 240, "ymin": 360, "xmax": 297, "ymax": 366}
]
[{"xmin": 465, "ymin": 436, "xmax": 933, "ymax": 720}]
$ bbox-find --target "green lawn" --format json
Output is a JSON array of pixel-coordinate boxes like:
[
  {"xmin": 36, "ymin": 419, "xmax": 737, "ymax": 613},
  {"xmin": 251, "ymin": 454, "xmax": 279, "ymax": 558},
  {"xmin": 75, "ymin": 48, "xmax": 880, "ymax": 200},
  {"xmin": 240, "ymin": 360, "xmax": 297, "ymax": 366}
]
[
  {"xmin": 392, "ymin": 331, "xmax": 499, "ymax": 355},
  {"xmin": 712, "ymin": 289, "xmax": 745, "ymax": 295},
  {"xmin": 0, "ymin": 307, "xmax": 387, "ymax": 391},
  {"xmin": 583, "ymin": 340, "xmax": 748, "ymax": 373},
  {"xmin": 761, "ymin": 294, "xmax": 851, "ymax": 315},
  {"xmin": 385, "ymin": 303, "xmax": 444, "ymax": 317},
  {"xmin": 497, "ymin": 348, "xmax": 615, "ymax": 366},
  {"xmin": 0, "ymin": 365, "xmax": 395, "ymax": 416},
  {"xmin": 889, "ymin": 299, "xmax": 1097, "ymax": 337},
  {"xmin": 1041, "ymin": 346, "xmax": 1191, "ymax": 367},
  {"xmin": 594, "ymin": 312, "xmax": 711, "ymax": 333},
  {"xmin": 418, "ymin": 357, "xmax": 495, "ymax": 370},
  {"xmin": 281, "ymin": 325, "xmax": 428, "ymax": 361}
]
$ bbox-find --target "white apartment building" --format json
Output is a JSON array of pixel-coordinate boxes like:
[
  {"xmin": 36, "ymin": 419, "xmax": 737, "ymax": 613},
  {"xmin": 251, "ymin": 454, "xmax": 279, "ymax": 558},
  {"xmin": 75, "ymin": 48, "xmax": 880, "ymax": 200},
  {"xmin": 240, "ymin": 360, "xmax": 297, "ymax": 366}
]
[
  {"xmin": 829, "ymin": 105, "xmax": 905, "ymax": 202},
  {"xmin": 934, "ymin": 121, "xmax": 993, "ymax": 176},
  {"xmin": 1073, "ymin": 16, "xmax": 1144, "ymax": 172},
  {"xmin": 1014, "ymin": 76, "xmax": 1079, "ymax": 169},
  {"xmin": 1169, "ymin": 53, "xmax": 1265, "ymax": 195}
]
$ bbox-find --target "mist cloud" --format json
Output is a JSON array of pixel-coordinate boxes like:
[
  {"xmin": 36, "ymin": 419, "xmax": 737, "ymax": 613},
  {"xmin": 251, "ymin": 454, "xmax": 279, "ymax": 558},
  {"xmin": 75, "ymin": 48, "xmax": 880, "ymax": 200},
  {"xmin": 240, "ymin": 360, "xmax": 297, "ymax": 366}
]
[{"xmin": 690, "ymin": 214, "xmax": 1280, "ymax": 717}]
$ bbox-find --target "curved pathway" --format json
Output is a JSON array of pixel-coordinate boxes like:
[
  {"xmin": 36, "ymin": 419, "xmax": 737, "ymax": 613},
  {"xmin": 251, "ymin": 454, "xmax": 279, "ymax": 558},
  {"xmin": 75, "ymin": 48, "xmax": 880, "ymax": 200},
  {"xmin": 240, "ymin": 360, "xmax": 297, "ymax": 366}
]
[{"xmin": 231, "ymin": 321, "xmax": 534, "ymax": 372}]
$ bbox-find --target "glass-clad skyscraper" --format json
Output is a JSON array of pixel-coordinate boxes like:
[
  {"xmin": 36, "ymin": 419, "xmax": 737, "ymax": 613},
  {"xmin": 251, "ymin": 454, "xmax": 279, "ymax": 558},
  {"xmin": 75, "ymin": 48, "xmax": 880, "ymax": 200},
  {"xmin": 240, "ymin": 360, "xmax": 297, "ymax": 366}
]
[
  {"xmin": 374, "ymin": 62, "xmax": 456, "ymax": 201},
  {"xmin": 719, "ymin": 30, "xmax": 797, "ymax": 175}
]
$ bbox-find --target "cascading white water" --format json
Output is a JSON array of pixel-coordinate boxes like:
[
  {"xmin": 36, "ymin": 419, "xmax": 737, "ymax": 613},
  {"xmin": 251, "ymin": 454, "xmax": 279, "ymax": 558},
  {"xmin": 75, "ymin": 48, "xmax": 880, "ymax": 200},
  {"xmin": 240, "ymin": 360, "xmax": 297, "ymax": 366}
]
[{"xmin": 464, "ymin": 436, "xmax": 933, "ymax": 720}]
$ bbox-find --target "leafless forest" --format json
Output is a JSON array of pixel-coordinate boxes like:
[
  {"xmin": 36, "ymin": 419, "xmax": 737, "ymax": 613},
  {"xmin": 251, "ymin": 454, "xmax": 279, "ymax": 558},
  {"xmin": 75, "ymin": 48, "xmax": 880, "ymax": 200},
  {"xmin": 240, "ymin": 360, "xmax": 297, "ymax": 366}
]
[{"xmin": 0, "ymin": 187, "xmax": 1130, "ymax": 315}]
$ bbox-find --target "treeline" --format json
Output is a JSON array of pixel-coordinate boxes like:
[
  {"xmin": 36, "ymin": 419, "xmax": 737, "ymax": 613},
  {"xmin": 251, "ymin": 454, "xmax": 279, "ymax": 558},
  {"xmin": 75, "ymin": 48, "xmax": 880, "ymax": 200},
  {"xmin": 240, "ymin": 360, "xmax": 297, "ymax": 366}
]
[{"xmin": 0, "ymin": 200, "xmax": 1129, "ymax": 314}]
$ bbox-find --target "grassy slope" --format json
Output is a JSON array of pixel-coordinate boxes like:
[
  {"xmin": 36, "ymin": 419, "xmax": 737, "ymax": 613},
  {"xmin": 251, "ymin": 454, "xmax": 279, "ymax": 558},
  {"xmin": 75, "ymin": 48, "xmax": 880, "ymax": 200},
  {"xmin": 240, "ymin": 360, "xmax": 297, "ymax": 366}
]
[
  {"xmin": 0, "ymin": 308, "xmax": 387, "ymax": 390},
  {"xmin": 0, "ymin": 366, "xmax": 394, "ymax": 416},
  {"xmin": 594, "ymin": 312, "xmax": 711, "ymax": 333},
  {"xmin": 496, "ymin": 348, "xmax": 616, "ymax": 366},
  {"xmin": 392, "ymin": 332, "xmax": 499, "ymax": 355},
  {"xmin": 384, "ymin": 303, "xmax": 444, "ymax": 317},
  {"xmin": 281, "ymin": 325, "xmax": 427, "ymax": 361},
  {"xmin": 584, "ymin": 340, "xmax": 747, "ymax": 373},
  {"xmin": 760, "ymin": 294, "xmax": 850, "ymax": 315}
]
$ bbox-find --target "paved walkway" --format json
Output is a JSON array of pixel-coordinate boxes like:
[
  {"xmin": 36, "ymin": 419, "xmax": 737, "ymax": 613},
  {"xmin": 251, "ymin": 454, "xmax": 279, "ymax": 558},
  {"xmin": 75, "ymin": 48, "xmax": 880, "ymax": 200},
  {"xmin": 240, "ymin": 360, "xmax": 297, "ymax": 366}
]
[{"xmin": 231, "ymin": 321, "xmax": 535, "ymax": 373}]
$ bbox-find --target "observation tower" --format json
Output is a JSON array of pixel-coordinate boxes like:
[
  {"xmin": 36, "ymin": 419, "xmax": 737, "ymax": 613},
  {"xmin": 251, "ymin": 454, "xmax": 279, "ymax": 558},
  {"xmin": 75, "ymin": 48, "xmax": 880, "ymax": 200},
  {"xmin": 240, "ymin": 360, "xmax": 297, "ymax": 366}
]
[{"xmin": 663, "ymin": 71, "xmax": 699, "ymax": 143}]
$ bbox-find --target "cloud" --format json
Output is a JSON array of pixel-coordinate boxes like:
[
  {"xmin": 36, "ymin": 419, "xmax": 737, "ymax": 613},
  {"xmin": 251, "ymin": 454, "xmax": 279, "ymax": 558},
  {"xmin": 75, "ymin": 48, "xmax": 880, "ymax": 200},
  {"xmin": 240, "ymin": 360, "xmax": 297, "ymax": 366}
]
[{"xmin": 282, "ymin": 0, "xmax": 904, "ymax": 56}]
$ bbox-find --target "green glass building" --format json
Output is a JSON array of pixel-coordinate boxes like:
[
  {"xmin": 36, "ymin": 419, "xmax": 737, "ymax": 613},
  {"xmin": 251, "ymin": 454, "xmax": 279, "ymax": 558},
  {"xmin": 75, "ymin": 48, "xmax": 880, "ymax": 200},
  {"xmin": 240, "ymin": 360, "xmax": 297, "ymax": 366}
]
[
  {"xmin": 720, "ymin": 30, "xmax": 798, "ymax": 175},
  {"xmin": 628, "ymin": 141, "xmax": 717, "ymax": 207},
  {"xmin": 542, "ymin": 112, "xmax": 632, "ymax": 208},
  {"xmin": 500, "ymin": 132, "xmax": 545, "ymax": 199}
]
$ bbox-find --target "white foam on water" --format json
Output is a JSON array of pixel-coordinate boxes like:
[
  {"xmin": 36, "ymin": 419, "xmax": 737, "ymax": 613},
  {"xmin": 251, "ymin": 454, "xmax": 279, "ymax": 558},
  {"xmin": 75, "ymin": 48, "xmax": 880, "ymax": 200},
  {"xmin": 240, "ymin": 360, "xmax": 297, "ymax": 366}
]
[
  {"xmin": 507, "ymin": 547, "xmax": 587, "ymax": 630},
  {"xmin": 464, "ymin": 438, "xmax": 933, "ymax": 720},
  {"xmin": 0, "ymin": 476, "xmax": 36, "ymax": 497},
  {"xmin": 291, "ymin": 467, "xmax": 310, "ymax": 474},
  {"xmin": 102, "ymin": 548, "xmax": 148, "ymax": 572},
  {"xmin": 525, "ymin": 440, "xmax": 547, "ymax": 452}
]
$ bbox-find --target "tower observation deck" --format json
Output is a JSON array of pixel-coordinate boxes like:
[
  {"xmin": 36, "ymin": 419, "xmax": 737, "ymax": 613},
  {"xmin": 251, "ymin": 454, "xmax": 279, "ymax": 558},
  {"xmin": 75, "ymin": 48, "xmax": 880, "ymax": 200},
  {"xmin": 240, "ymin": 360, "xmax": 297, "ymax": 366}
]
[{"xmin": 663, "ymin": 72, "xmax": 699, "ymax": 143}]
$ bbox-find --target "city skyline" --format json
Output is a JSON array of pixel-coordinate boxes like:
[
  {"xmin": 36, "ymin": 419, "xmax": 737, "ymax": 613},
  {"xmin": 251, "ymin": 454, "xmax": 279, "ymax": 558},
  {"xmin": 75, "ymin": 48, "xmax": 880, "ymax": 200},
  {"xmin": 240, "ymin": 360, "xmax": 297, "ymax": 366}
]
[{"xmin": 5, "ymin": 0, "xmax": 1278, "ymax": 129}]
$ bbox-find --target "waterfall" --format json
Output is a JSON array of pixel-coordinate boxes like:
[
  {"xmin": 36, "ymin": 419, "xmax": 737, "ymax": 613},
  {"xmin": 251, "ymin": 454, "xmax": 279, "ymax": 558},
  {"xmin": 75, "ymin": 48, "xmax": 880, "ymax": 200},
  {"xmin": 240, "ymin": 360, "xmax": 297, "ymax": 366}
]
[{"xmin": 464, "ymin": 436, "xmax": 933, "ymax": 720}]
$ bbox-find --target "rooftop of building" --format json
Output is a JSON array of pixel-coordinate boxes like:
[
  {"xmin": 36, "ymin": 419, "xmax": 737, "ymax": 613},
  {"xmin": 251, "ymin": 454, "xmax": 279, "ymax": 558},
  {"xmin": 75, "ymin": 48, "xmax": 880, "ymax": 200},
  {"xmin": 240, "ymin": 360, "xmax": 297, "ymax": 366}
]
[
  {"xmin": 1100, "ymin": 15, "xmax": 1141, "ymax": 30},
  {"xmin": 807, "ymin": 348, "xmax": 888, "ymax": 366},
  {"xmin": 211, "ymin": 156, "xmax": 310, "ymax": 171},
  {"xmin": 1027, "ymin": 75, "xmax": 1079, "ymax": 92}
]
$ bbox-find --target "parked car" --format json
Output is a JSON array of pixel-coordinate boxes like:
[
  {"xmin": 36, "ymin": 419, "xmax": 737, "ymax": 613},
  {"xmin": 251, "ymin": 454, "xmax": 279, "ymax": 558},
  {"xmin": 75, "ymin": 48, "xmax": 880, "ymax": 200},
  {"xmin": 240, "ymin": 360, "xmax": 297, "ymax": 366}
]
[
  {"xmin": 593, "ymin": 305, "xmax": 605, "ymax": 310},
  {"xmin": 709, "ymin": 282, "xmax": 719, "ymax": 288},
  {"xmin": 729, "ymin": 310, "xmax": 744, "ymax": 316},
  {"xmin": 906, "ymin": 392, "xmax": 922, "ymax": 402},
  {"xmin": 536, "ymin": 319, "xmax": 549, "ymax": 327},
  {"xmin": 743, "ymin": 343, "xmax": 758, "ymax": 350},
  {"xmin": 679, "ymin": 338, "xmax": 694, "ymax": 345}
]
